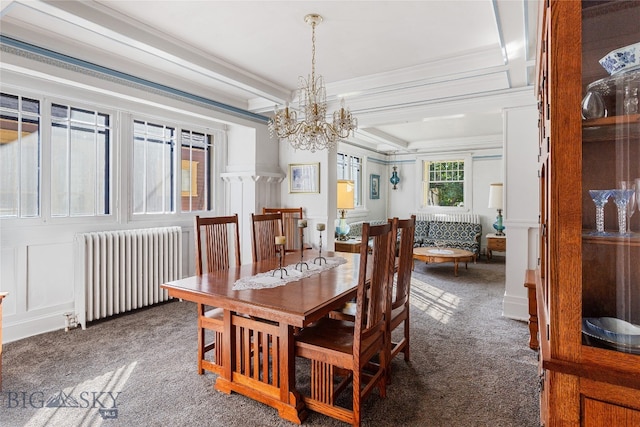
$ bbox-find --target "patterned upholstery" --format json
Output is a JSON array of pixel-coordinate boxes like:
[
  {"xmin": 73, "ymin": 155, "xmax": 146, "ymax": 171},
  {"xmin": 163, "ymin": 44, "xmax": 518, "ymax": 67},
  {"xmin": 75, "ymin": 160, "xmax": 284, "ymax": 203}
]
[
  {"xmin": 347, "ymin": 220, "xmax": 389, "ymax": 239},
  {"xmin": 347, "ymin": 219, "xmax": 481, "ymax": 256},
  {"xmin": 420, "ymin": 221, "xmax": 482, "ymax": 256},
  {"xmin": 413, "ymin": 220, "xmax": 430, "ymax": 246}
]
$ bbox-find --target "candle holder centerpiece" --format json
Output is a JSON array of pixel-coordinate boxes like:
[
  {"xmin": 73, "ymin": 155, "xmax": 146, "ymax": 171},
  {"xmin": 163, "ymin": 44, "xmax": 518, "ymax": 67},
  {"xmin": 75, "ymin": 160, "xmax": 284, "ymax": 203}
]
[
  {"xmin": 273, "ymin": 236, "xmax": 288, "ymax": 279},
  {"xmin": 313, "ymin": 223, "xmax": 327, "ymax": 266},
  {"xmin": 295, "ymin": 220, "xmax": 309, "ymax": 272}
]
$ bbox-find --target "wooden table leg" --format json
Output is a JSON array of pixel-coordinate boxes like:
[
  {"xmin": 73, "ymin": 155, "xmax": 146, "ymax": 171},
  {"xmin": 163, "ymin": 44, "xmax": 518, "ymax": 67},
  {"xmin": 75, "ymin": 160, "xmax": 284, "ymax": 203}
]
[
  {"xmin": 214, "ymin": 309, "xmax": 234, "ymax": 394},
  {"xmin": 215, "ymin": 315, "xmax": 307, "ymax": 424},
  {"xmin": 278, "ymin": 323, "xmax": 307, "ymax": 423}
]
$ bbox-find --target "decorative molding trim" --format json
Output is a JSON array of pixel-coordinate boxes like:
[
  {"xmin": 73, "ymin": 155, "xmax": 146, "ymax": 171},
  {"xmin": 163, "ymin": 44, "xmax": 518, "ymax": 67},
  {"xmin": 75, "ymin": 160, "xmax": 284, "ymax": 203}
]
[
  {"xmin": 0, "ymin": 36, "xmax": 269, "ymax": 124},
  {"xmin": 4, "ymin": 309, "xmax": 71, "ymax": 343},
  {"xmin": 220, "ymin": 171, "xmax": 285, "ymax": 183}
]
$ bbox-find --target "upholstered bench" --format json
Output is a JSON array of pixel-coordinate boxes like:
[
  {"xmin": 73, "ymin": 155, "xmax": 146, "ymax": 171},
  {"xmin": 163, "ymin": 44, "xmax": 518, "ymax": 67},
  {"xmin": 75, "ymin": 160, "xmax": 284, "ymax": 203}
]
[
  {"xmin": 416, "ymin": 221, "xmax": 482, "ymax": 258},
  {"xmin": 345, "ymin": 219, "xmax": 481, "ymax": 259}
]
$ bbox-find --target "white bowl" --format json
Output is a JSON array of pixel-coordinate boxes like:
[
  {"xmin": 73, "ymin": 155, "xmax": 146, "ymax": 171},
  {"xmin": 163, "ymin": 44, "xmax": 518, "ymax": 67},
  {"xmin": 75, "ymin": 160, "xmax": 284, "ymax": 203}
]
[
  {"xmin": 599, "ymin": 42, "xmax": 640, "ymax": 75},
  {"xmin": 583, "ymin": 317, "xmax": 640, "ymax": 347}
]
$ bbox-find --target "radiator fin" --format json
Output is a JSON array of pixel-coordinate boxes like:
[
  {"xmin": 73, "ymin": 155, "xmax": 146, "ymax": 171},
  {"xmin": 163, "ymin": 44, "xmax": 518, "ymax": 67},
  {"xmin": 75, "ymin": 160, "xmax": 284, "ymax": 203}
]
[
  {"xmin": 413, "ymin": 213, "xmax": 480, "ymax": 223},
  {"xmin": 76, "ymin": 227, "xmax": 182, "ymax": 327}
]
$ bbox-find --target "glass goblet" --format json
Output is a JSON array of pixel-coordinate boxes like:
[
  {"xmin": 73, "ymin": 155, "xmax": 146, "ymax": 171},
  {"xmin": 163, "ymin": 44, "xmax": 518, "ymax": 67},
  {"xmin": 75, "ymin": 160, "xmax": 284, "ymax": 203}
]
[
  {"xmin": 619, "ymin": 181, "xmax": 636, "ymax": 233},
  {"xmin": 588, "ymin": 189, "xmax": 612, "ymax": 234},
  {"xmin": 610, "ymin": 189, "xmax": 635, "ymax": 235}
]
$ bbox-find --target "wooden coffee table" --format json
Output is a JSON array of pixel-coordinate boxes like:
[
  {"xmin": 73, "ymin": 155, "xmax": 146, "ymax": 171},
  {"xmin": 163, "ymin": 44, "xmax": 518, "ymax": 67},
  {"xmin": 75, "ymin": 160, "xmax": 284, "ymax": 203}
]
[{"xmin": 413, "ymin": 247, "xmax": 474, "ymax": 276}]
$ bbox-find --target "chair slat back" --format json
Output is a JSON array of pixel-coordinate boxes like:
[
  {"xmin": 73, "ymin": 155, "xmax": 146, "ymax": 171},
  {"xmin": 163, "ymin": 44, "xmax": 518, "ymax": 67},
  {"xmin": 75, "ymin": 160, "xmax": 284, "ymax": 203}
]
[
  {"xmin": 194, "ymin": 214, "xmax": 241, "ymax": 275},
  {"xmin": 392, "ymin": 215, "xmax": 416, "ymax": 310},
  {"xmin": 251, "ymin": 212, "xmax": 284, "ymax": 262},
  {"xmin": 354, "ymin": 220, "xmax": 397, "ymax": 353},
  {"xmin": 262, "ymin": 207, "xmax": 303, "ymax": 252}
]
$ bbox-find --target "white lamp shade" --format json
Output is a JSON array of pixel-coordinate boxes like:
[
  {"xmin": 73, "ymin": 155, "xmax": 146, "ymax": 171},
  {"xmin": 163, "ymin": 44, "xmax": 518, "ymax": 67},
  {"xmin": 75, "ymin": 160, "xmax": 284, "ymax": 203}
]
[
  {"xmin": 337, "ymin": 180, "xmax": 355, "ymax": 210},
  {"xmin": 488, "ymin": 183, "xmax": 503, "ymax": 210}
]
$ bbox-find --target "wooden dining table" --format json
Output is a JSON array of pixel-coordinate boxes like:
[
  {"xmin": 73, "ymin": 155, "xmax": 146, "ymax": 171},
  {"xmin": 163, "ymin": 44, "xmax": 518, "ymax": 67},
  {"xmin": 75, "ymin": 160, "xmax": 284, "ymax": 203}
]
[{"xmin": 161, "ymin": 251, "xmax": 361, "ymax": 424}]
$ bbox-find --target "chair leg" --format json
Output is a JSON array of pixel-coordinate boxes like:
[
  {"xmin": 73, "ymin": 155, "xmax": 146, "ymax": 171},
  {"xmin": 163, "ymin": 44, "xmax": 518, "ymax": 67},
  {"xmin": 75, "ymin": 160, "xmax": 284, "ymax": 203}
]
[
  {"xmin": 197, "ymin": 303, "xmax": 204, "ymax": 374},
  {"xmin": 404, "ymin": 317, "xmax": 410, "ymax": 361},
  {"xmin": 378, "ymin": 348, "xmax": 387, "ymax": 399},
  {"xmin": 353, "ymin": 369, "xmax": 361, "ymax": 427},
  {"xmin": 197, "ymin": 324, "xmax": 205, "ymax": 375},
  {"xmin": 385, "ymin": 330, "xmax": 392, "ymax": 384}
]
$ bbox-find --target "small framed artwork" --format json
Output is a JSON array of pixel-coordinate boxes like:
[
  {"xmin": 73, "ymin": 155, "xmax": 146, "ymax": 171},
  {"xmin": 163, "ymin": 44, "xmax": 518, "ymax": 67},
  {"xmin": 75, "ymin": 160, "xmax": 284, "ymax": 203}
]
[
  {"xmin": 289, "ymin": 163, "xmax": 320, "ymax": 193},
  {"xmin": 370, "ymin": 174, "xmax": 380, "ymax": 199}
]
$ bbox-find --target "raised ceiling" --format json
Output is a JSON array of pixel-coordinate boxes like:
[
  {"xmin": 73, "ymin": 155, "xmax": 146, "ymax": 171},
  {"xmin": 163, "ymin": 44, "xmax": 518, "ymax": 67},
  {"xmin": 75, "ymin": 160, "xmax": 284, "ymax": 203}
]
[{"xmin": 0, "ymin": 0, "xmax": 539, "ymax": 153}]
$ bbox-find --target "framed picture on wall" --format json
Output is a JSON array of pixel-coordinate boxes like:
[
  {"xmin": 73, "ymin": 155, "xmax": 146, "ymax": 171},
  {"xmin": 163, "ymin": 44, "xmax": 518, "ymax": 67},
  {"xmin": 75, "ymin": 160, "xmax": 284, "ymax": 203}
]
[
  {"xmin": 289, "ymin": 163, "xmax": 320, "ymax": 193},
  {"xmin": 370, "ymin": 174, "xmax": 380, "ymax": 199}
]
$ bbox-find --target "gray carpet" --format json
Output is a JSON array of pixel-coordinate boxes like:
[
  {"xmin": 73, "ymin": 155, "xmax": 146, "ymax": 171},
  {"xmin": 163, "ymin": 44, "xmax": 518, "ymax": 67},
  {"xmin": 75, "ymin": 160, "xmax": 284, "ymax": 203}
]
[{"xmin": 1, "ymin": 257, "xmax": 539, "ymax": 426}]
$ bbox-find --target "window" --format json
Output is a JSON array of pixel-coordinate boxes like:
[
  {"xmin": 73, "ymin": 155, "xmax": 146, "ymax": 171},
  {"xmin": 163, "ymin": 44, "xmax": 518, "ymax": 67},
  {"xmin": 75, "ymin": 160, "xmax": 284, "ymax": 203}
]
[
  {"xmin": 132, "ymin": 120, "xmax": 176, "ymax": 214},
  {"xmin": 1, "ymin": 88, "xmax": 220, "ymax": 220},
  {"xmin": 0, "ymin": 93, "xmax": 41, "ymax": 218},
  {"xmin": 51, "ymin": 103, "xmax": 111, "ymax": 217},
  {"xmin": 180, "ymin": 130, "xmax": 212, "ymax": 212},
  {"xmin": 423, "ymin": 159, "xmax": 465, "ymax": 207},
  {"xmin": 337, "ymin": 152, "xmax": 362, "ymax": 207}
]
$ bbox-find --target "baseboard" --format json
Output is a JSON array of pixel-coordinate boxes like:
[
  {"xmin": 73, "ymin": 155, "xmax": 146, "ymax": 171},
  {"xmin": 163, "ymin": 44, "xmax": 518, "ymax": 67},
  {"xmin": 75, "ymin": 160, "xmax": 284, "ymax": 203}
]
[
  {"xmin": 4, "ymin": 312, "xmax": 69, "ymax": 343},
  {"xmin": 502, "ymin": 294, "xmax": 529, "ymax": 321}
]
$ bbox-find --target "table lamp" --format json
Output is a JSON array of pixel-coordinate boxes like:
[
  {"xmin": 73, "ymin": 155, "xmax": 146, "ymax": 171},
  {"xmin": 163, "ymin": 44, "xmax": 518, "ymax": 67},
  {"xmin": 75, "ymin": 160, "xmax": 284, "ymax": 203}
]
[
  {"xmin": 488, "ymin": 183, "xmax": 505, "ymax": 236},
  {"xmin": 337, "ymin": 180, "xmax": 355, "ymax": 241}
]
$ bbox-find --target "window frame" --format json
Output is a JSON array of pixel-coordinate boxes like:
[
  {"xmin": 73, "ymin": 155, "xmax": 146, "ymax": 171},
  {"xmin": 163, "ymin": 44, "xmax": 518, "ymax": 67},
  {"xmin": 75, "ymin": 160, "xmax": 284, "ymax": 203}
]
[
  {"xmin": 337, "ymin": 152, "xmax": 363, "ymax": 208},
  {"xmin": 0, "ymin": 91, "xmax": 120, "ymax": 226},
  {"xmin": 0, "ymin": 85, "xmax": 226, "ymax": 226},
  {"xmin": 179, "ymin": 129, "xmax": 214, "ymax": 213},
  {"xmin": 417, "ymin": 153, "xmax": 473, "ymax": 213},
  {"xmin": 0, "ymin": 92, "xmax": 42, "ymax": 219},
  {"xmin": 129, "ymin": 113, "xmax": 220, "ymax": 221},
  {"xmin": 44, "ymin": 97, "xmax": 118, "ymax": 226},
  {"xmin": 49, "ymin": 101, "xmax": 113, "ymax": 218},
  {"xmin": 131, "ymin": 118, "xmax": 178, "ymax": 216}
]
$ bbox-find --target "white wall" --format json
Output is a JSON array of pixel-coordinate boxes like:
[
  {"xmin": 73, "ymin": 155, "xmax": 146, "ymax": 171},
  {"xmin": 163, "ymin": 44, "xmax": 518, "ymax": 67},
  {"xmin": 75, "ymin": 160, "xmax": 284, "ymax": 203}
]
[
  {"xmin": 502, "ymin": 105, "xmax": 540, "ymax": 320},
  {"xmin": 364, "ymin": 158, "xmax": 387, "ymax": 220},
  {"xmin": 278, "ymin": 143, "xmax": 334, "ymax": 249}
]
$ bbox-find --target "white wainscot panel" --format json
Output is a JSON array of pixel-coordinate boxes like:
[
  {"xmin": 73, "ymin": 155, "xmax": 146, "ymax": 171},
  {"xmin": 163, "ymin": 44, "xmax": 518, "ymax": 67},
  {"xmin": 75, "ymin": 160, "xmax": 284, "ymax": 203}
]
[
  {"xmin": 27, "ymin": 243, "xmax": 74, "ymax": 310},
  {"xmin": 1, "ymin": 247, "xmax": 18, "ymax": 316}
]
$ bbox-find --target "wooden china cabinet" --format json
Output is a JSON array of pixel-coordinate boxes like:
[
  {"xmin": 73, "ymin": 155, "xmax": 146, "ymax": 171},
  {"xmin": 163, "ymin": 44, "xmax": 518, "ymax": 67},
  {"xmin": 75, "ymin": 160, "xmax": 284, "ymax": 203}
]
[{"xmin": 536, "ymin": 0, "xmax": 640, "ymax": 426}]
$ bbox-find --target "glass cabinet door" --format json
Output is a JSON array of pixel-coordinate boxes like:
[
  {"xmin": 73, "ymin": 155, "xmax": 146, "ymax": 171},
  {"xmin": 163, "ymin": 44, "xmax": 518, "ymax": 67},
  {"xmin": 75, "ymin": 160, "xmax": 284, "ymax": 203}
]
[{"xmin": 581, "ymin": 2, "xmax": 640, "ymax": 355}]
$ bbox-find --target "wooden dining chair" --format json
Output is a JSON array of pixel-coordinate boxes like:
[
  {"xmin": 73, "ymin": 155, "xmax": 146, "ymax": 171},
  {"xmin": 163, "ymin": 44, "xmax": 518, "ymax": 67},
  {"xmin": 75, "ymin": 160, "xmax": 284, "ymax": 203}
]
[
  {"xmin": 194, "ymin": 214, "xmax": 241, "ymax": 375},
  {"xmin": 262, "ymin": 207, "xmax": 304, "ymax": 252},
  {"xmin": 386, "ymin": 215, "xmax": 416, "ymax": 380},
  {"xmin": 295, "ymin": 220, "xmax": 398, "ymax": 427},
  {"xmin": 251, "ymin": 212, "xmax": 284, "ymax": 262}
]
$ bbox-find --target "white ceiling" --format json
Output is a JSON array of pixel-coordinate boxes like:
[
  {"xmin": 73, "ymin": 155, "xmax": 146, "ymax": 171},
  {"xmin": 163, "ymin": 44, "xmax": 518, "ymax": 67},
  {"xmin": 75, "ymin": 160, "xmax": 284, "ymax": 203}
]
[{"xmin": 0, "ymin": 0, "xmax": 539, "ymax": 153}]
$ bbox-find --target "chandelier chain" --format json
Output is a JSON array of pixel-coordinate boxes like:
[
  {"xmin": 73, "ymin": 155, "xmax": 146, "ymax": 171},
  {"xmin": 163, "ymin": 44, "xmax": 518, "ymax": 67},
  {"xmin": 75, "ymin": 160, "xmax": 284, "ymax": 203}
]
[{"xmin": 311, "ymin": 19, "xmax": 316, "ymax": 89}]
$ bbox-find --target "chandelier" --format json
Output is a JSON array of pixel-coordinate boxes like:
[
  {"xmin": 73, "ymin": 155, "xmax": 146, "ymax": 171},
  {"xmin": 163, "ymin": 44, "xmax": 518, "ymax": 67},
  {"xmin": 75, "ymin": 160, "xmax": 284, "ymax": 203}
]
[{"xmin": 268, "ymin": 14, "xmax": 358, "ymax": 152}]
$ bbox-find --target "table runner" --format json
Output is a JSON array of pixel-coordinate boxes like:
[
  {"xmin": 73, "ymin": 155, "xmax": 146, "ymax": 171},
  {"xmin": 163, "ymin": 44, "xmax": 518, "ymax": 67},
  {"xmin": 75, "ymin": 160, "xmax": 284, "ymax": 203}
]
[{"xmin": 233, "ymin": 256, "xmax": 347, "ymax": 290}]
